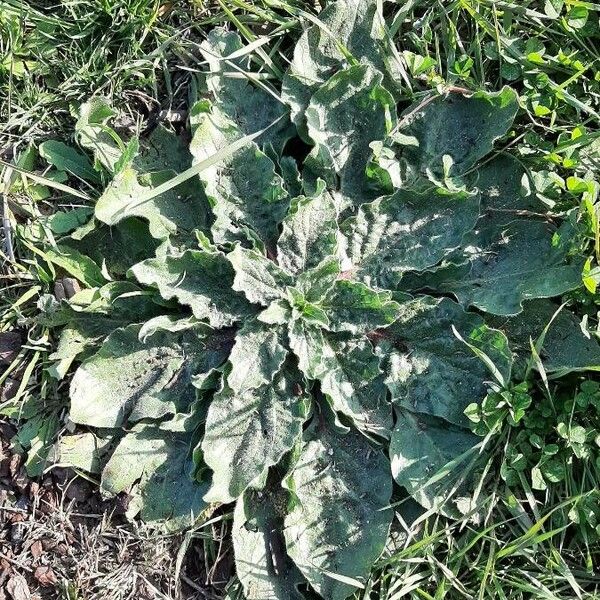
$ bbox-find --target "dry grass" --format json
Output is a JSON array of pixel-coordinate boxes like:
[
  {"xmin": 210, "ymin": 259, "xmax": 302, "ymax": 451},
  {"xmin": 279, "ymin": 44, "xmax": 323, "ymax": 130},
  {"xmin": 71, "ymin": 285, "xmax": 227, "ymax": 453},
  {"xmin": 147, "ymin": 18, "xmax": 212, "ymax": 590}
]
[{"xmin": 1, "ymin": 421, "xmax": 234, "ymax": 600}]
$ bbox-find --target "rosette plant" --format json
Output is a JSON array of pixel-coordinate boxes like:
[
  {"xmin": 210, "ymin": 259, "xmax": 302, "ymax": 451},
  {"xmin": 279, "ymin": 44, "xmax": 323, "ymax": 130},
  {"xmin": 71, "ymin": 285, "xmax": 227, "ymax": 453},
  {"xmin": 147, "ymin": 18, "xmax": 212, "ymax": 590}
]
[{"xmin": 38, "ymin": 2, "xmax": 585, "ymax": 598}]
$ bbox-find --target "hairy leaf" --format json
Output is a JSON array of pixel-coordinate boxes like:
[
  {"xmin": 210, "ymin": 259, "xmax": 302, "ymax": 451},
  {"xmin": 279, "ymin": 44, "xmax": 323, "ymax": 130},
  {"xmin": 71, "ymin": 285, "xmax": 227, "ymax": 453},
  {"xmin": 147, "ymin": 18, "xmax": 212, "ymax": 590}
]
[
  {"xmin": 289, "ymin": 323, "xmax": 391, "ymax": 436},
  {"xmin": 227, "ymin": 319, "xmax": 288, "ymax": 394},
  {"xmin": 277, "ymin": 184, "xmax": 338, "ymax": 275},
  {"xmin": 102, "ymin": 417, "xmax": 209, "ymax": 531},
  {"xmin": 342, "ymin": 187, "xmax": 479, "ymax": 288},
  {"xmin": 379, "ymin": 297, "xmax": 512, "ymax": 426},
  {"xmin": 305, "ymin": 64, "xmax": 396, "ymax": 207},
  {"xmin": 39, "ymin": 140, "xmax": 99, "ymax": 183},
  {"xmin": 203, "ymin": 367, "xmax": 310, "ymax": 503},
  {"xmin": 189, "ymin": 100, "xmax": 288, "ymax": 248},
  {"xmin": 283, "ymin": 0, "xmax": 399, "ymax": 134},
  {"xmin": 411, "ymin": 220, "xmax": 582, "ymax": 315},
  {"xmin": 95, "ymin": 165, "xmax": 210, "ymax": 243},
  {"xmin": 65, "ymin": 218, "xmax": 160, "ymax": 276},
  {"xmin": 321, "ymin": 280, "xmax": 401, "ymax": 334},
  {"xmin": 131, "ymin": 249, "xmax": 251, "ymax": 328},
  {"xmin": 398, "ymin": 88, "xmax": 518, "ymax": 180},
  {"xmin": 283, "ymin": 426, "xmax": 392, "ymax": 600},
  {"xmin": 229, "ymin": 245, "xmax": 294, "ymax": 306},
  {"xmin": 489, "ymin": 300, "xmax": 600, "ymax": 378},
  {"xmin": 70, "ymin": 323, "xmax": 230, "ymax": 428},
  {"xmin": 200, "ymin": 28, "xmax": 292, "ymax": 152},
  {"xmin": 233, "ymin": 485, "xmax": 305, "ymax": 600},
  {"xmin": 391, "ymin": 410, "xmax": 479, "ymax": 516}
]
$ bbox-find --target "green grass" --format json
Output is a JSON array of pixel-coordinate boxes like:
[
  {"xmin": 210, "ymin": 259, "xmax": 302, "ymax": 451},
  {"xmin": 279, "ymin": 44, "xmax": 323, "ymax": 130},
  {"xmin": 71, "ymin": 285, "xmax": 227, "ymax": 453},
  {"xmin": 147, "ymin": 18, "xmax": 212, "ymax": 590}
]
[{"xmin": 1, "ymin": 1, "xmax": 600, "ymax": 598}]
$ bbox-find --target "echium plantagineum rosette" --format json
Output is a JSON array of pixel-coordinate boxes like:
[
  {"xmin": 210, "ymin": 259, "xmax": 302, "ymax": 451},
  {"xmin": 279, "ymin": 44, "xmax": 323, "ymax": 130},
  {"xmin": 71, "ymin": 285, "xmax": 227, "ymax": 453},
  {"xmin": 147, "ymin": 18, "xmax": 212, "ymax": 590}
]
[{"xmin": 41, "ymin": 1, "xmax": 586, "ymax": 599}]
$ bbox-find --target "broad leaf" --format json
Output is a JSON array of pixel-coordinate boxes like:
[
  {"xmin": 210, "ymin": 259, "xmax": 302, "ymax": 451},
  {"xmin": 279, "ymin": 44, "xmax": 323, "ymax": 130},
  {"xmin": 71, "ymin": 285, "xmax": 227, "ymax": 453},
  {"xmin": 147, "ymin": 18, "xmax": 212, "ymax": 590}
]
[
  {"xmin": 75, "ymin": 97, "xmax": 121, "ymax": 172},
  {"xmin": 133, "ymin": 124, "xmax": 192, "ymax": 173},
  {"xmin": 95, "ymin": 165, "xmax": 210, "ymax": 243},
  {"xmin": 189, "ymin": 100, "xmax": 288, "ymax": 248},
  {"xmin": 277, "ymin": 184, "xmax": 338, "ymax": 275},
  {"xmin": 390, "ymin": 409, "xmax": 480, "ymax": 516},
  {"xmin": 341, "ymin": 187, "xmax": 479, "ymax": 288},
  {"xmin": 289, "ymin": 323, "xmax": 391, "ymax": 436},
  {"xmin": 200, "ymin": 28, "xmax": 293, "ymax": 152},
  {"xmin": 321, "ymin": 280, "xmax": 401, "ymax": 334},
  {"xmin": 131, "ymin": 249, "xmax": 251, "ymax": 328},
  {"xmin": 470, "ymin": 154, "xmax": 543, "ymax": 244},
  {"xmin": 102, "ymin": 416, "xmax": 209, "ymax": 531},
  {"xmin": 39, "ymin": 140, "xmax": 99, "ymax": 183},
  {"xmin": 489, "ymin": 300, "xmax": 600, "ymax": 378},
  {"xmin": 53, "ymin": 432, "xmax": 113, "ymax": 474},
  {"xmin": 295, "ymin": 257, "xmax": 340, "ymax": 303},
  {"xmin": 202, "ymin": 367, "xmax": 310, "ymax": 503},
  {"xmin": 65, "ymin": 218, "xmax": 159, "ymax": 276},
  {"xmin": 234, "ymin": 484, "xmax": 305, "ymax": 600},
  {"xmin": 397, "ymin": 87, "xmax": 518, "ymax": 180},
  {"xmin": 305, "ymin": 64, "xmax": 396, "ymax": 207},
  {"xmin": 229, "ymin": 244, "xmax": 294, "ymax": 306},
  {"xmin": 409, "ymin": 220, "xmax": 582, "ymax": 315},
  {"xmin": 46, "ymin": 281, "xmax": 162, "ymax": 378},
  {"xmin": 43, "ymin": 244, "xmax": 107, "ymax": 288},
  {"xmin": 283, "ymin": 426, "xmax": 392, "ymax": 600},
  {"xmin": 283, "ymin": 0, "xmax": 399, "ymax": 134},
  {"xmin": 70, "ymin": 323, "xmax": 230, "ymax": 428},
  {"xmin": 288, "ymin": 319, "xmax": 327, "ymax": 380},
  {"xmin": 227, "ymin": 318, "xmax": 288, "ymax": 394},
  {"xmin": 378, "ymin": 297, "xmax": 512, "ymax": 426}
]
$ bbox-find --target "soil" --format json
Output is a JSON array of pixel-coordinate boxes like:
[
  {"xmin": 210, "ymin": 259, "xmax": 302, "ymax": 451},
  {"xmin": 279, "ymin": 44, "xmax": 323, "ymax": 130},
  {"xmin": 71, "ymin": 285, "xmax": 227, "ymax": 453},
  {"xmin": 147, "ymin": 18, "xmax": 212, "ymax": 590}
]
[{"xmin": 0, "ymin": 420, "xmax": 233, "ymax": 600}]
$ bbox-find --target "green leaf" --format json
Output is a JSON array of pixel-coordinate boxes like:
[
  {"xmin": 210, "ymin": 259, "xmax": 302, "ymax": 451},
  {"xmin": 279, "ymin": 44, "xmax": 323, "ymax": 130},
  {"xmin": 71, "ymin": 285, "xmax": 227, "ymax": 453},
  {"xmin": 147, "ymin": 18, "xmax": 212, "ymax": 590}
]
[
  {"xmin": 70, "ymin": 323, "xmax": 229, "ymax": 428},
  {"xmin": 44, "ymin": 244, "xmax": 107, "ymax": 288},
  {"xmin": 305, "ymin": 64, "xmax": 396, "ymax": 207},
  {"xmin": 47, "ymin": 207, "xmax": 94, "ymax": 235},
  {"xmin": 189, "ymin": 100, "xmax": 288, "ymax": 248},
  {"xmin": 295, "ymin": 257, "xmax": 340, "ymax": 303},
  {"xmin": 133, "ymin": 124, "xmax": 192, "ymax": 173},
  {"xmin": 202, "ymin": 367, "xmax": 310, "ymax": 503},
  {"xmin": 101, "ymin": 417, "xmax": 209, "ymax": 531},
  {"xmin": 289, "ymin": 323, "xmax": 391, "ymax": 436},
  {"xmin": 227, "ymin": 318, "xmax": 288, "ymax": 395},
  {"xmin": 131, "ymin": 249, "xmax": 251, "ymax": 328},
  {"xmin": 282, "ymin": 0, "xmax": 399, "ymax": 135},
  {"xmin": 65, "ymin": 218, "xmax": 160, "ymax": 276},
  {"xmin": 469, "ymin": 154, "xmax": 542, "ymax": 245},
  {"xmin": 544, "ymin": 0, "xmax": 563, "ymax": 19},
  {"xmin": 390, "ymin": 409, "xmax": 479, "ymax": 516},
  {"xmin": 53, "ymin": 432, "xmax": 113, "ymax": 474},
  {"xmin": 95, "ymin": 165, "xmax": 211, "ymax": 243},
  {"xmin": 200, "ymin": 28, "xmax": 293, "ymax": 152},
  {"xmin": 39, "ymin": 140, "xmax": 99, "ymax": 183},
  {"xmin": 321, "ymin": 280, "xmax": 401, "ymax": 334},
  {"xmin": 277, "ymin": 184, "xmax": 338, "ymax": 275},
  {"xmin": 410, "ymin": 220, "xmax": 582, "ymax": 315},
  {"xmin": 233, "ymin": 484, "xmax": 305, "ymax": 600},
  {"xmin": 75, "ymin": 97, "xmax": 121, "ymax": 172},
  {"xmin": 229, "ymin": 244, "xmax": 294, "ymax": 306},
  {"xmin": 288, "ymin": 319, "xmax": 328, "ymax": 380},
  {"xmin": 283, "ymin": 426, "xmax": 392, "ymax": 600},
  {"xmin": 489, "ymin": 300, "xmax": 600, "ymax": 378},
  {"xmin": 378, "ymin": 297, "xmax": 512, "ymax": 427},
  {"xmin": 342, "ymin": 188, "xmax": 479, "ymax": 288},
  {"xmin": 46, "ymin": 281, "xmax": 163, "ymax": 378},
  {"xmin": 398, "ymin": 87, "xmax": 518, "ymax": 180}
]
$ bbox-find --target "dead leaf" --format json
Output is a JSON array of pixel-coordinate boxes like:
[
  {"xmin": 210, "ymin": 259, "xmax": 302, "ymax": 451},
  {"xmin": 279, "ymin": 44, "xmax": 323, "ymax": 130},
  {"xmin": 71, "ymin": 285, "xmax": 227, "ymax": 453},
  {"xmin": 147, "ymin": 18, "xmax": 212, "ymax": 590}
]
[
  {"xmin": 0, "ymin": 332, "xmax": 22, "ymax": 365},
  {"xmin": 6, "ymin": 575, "xmax": 30, "ymax": 600},
  {"xmin": 29, "ymin": 541, "xmax": 43, "ymax": 560},
  {"xmin": 33, "ymin": 566, "xmax": 57, "ymax": 588}
]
